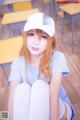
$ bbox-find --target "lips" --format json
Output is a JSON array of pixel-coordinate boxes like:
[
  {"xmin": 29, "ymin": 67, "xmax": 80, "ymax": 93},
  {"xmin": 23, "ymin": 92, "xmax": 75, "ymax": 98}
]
[{"xmin": 32, "ymin": 47, "xmax": 39, "ymax": 51}]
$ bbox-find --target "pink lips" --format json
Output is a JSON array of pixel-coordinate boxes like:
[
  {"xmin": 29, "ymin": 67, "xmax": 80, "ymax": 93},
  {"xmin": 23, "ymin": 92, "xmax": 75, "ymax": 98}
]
[{"xmin": 32, "ymin": 47, "xmax": 39, "ymax": 51}]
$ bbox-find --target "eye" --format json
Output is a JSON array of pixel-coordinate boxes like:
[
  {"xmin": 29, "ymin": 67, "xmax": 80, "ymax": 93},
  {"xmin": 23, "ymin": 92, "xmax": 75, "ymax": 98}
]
[
  {"xmin": 42, "ymin": 34, "xmax": 48, "ymax": 39},
  {"xmin": 27, "ymin": 32, "xmax": 35, "ymax": 36}
]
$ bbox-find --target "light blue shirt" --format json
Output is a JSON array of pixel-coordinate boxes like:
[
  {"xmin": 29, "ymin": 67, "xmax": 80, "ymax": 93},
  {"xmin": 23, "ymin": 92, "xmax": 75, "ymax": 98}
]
[
  {"xmin": 8, "ymin": 51, "xmax": 70, "ymax": 84},
  {"xmin": 8, "ymin": 51, "xmax": 75, "ymax": 117}
]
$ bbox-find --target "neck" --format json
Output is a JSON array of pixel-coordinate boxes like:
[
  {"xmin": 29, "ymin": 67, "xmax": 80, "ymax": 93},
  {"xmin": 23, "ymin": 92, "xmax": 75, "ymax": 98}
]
[{"xmin": 31, "ymin": 55, "xmax": 42, "ymax": 69}]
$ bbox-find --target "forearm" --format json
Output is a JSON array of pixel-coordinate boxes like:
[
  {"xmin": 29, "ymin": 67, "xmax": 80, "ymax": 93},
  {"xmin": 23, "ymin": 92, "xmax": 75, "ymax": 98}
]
[
  {"xmin": 50, "ymin": 93, "xmax": 59, "ymax": 120},
  {"xmin": 50, "ymin": 73, "xmax": 62, "ymax": 120}
]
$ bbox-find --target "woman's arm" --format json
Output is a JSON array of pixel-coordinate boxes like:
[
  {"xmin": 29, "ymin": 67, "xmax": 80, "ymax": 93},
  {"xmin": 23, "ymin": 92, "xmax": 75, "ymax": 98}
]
[
  {"xmin": 8, "ymin": 81, "xmax": 20, "ymax": 120},
  {"xmin": 50, "ymin": 73, "xmax": 62, "ymax": 120}
]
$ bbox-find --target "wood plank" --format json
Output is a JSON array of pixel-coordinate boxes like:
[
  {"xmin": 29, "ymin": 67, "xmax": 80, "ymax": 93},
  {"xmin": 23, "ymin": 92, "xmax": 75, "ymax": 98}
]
[
  {"xmin": 1, "ymin": 8, "xmax": 39, "ymax": 25},
  {"xmin": 60, "ymin": 3, "xmax": 80, "ymax": 15},
  {"xmin": 0, "ymin": 0, "xmax": 32, "ymax": 5},
  {"xmin": 13, "ymin": 1, "xmax": 32, "ymax": 11},
  {"xmin": 0, "ymin": 36, "xmax": 23, "ymax": 64}
]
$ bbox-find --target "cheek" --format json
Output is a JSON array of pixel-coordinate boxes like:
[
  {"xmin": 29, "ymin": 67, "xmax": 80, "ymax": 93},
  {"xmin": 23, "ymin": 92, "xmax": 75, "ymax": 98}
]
[
  {"xmin": 40, "ymin": 40, "xmax": 47, "ymax": 50},
  {"xmin": 26, "ymin": 38, "xmax": 32, "ymax": 47}
]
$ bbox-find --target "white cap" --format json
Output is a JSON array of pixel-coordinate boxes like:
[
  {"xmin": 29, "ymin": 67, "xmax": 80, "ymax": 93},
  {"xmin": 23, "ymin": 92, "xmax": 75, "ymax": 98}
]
[{"xmin": 23, "ymin": 12, "xmax": 55, "ymax": 37}]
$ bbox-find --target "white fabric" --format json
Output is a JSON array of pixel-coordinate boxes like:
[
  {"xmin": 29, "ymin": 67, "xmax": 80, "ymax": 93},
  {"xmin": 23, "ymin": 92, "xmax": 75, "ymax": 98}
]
[
  {"xmin": 13, "ymin": 80, "xmax": 65, "ymax": 120},
  {"xmin": 59, "ymin": 99, "xmax": 65, "ymax": 119},
  {"xmin": 23, "ymin": 12, "xmax": 55, "ymax": 37},
  {"xmin": 63, "ymin": 101, "xmax": 72, "ymax": 120},
  {"xmin": 13, "ymin": 83, "xmax": 31, "ymax": 120}
]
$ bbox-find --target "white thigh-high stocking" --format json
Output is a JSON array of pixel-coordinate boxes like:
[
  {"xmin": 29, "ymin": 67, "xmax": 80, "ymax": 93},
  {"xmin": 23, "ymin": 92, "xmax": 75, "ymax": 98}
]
[
  {"xmin": 64, "ymin": 102, "xmax": 72, "ymax": 120},
  {"xmin": 59, "ymin": 98, "xmax": 65, "ymax": 120},
  {"xmin": 28, "ymin": 80, "xmax": 50, "ymax": 120},
  {"xmin": 59, "ymin": 99, "xmax": 72, "ymax": 120},
  {"xmin": 13, "ymin": 83, "xmax": 31, "ymax": 120}
]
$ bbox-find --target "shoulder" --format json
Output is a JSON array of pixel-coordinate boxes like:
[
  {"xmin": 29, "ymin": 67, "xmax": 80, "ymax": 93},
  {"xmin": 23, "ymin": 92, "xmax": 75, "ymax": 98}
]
[
  {"xmin": 8, "ymin": 56, "xmax": 25, "ymax": 82},
  {"xmin": 51, "ymin": 51, "xmax": 70, "ymax": 75},
  {"xmin": 13, "ymin": 56, "xmax": 24, "ymax": 64},
  {"xmin": 52, "ymin": 51, "xmax": 66, "ymax": 61},
  {"xmin": 11, "ymin": 56, "xmax": 25, "ymax": 68}
]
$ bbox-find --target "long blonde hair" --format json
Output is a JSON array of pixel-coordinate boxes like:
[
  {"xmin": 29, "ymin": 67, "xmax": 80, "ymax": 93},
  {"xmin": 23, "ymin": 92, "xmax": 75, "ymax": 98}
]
[{"xmin": 20, "ymin": 29, "xmax": 56, "ymax": 80}]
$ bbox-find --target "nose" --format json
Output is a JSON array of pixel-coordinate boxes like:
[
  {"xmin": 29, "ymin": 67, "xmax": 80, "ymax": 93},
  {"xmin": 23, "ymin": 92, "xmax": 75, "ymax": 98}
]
[{"xmin": 33, "ymin": 35, "xmax": 39, "ymax": 45}]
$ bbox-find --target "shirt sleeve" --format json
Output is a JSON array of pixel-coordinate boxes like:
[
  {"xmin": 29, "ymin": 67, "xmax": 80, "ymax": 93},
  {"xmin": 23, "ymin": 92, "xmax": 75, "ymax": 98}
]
[
  {"xmin": 52, "ymin": 52, "xmax": 70, "ymax": 76},
  {"xmin": 8, "ymin": 57, "xmax": 22, "ymax": 82}
]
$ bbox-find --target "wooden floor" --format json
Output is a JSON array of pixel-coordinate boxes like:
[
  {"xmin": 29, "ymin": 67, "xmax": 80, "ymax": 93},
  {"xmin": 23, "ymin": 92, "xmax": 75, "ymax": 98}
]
[{"xmin": 0, "ymin": 0, "xmax": 80, "ymax": 119}]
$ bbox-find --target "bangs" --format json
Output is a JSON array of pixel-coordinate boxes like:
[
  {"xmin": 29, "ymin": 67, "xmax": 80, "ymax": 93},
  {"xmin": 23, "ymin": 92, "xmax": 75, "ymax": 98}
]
[{"xmin": 26, "ymin": 29, "xmax": 49, "ymax": 40}]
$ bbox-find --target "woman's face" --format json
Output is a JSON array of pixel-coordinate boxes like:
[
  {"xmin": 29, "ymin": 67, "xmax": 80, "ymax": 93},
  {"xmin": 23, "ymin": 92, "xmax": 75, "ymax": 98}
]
[{"xmin": 26, "ymin": 29, "xmax": 48, "ymax": 56}]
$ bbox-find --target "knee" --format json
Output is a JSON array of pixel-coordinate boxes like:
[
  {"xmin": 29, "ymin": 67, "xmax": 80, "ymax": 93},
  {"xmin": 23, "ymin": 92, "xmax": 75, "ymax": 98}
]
[
  {"xmin": 31, "ymin": 80, "xmax": 49, "ymax": 94},
  {"xmin": 14, "ymin": 83, "xmax": 31, "ymax": 95},
  {"xmin": 32, "ymin": 80, "xmax": 49, "ymax": 88}
]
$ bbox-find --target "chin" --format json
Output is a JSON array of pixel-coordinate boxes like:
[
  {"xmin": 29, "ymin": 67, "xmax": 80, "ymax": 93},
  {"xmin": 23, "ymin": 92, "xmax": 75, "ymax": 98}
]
[
  {"xmin": 30, "ymin": 51, "xmax": 42, "ymax": 56},
  {"xmin": 31, "ymin": 52, "xmax": 40, "ymax": 56}
]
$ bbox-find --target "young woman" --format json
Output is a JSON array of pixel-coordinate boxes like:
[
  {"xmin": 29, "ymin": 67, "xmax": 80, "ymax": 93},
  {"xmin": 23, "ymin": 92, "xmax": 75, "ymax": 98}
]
[{"xmin": 8, "ymin": 12, "xmax": 75, "ymax": 120}]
